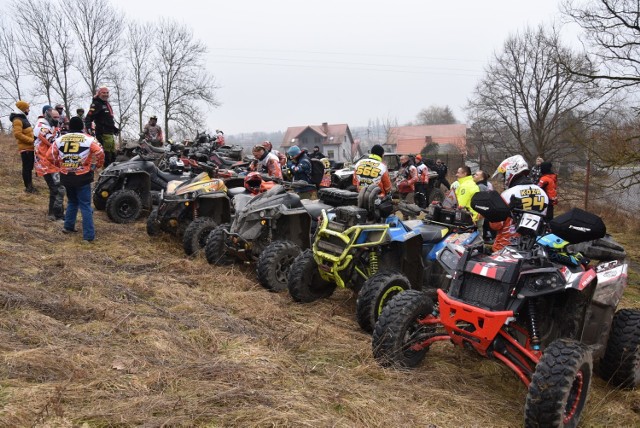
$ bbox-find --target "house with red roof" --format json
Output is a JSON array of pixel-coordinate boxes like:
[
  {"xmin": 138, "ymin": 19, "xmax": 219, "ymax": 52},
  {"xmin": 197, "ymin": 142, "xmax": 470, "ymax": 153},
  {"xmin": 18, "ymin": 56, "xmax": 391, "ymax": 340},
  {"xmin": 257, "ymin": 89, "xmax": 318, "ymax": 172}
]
[
  {"xmin": 385, "ymin": 124, "xmax": 468, "ymax": 155},
  {"xmin": 281, "ymin": 122, "xmax": 362, "ymax": 163}
]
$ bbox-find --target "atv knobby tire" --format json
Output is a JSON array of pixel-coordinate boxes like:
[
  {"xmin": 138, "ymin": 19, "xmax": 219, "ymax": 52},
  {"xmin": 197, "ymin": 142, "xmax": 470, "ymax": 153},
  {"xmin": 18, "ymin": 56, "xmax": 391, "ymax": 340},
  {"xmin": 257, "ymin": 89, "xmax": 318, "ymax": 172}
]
[
  {"xmin": 525, "ymin": 338, "xmax": 592, "ymax": 428},
  {"xmin": 356, "ymin": 271, "xmax": 412, "ymax": 333},
  {"xmin": 372, "ymin": 290, "xmax": 434, "ymax": 368},
  {"xmin": 146, "ymin": 208, "xmax": 162, "ymax": 236},
  {"xmin": 599, "ymin": 308, "xmax": 640, "ymax": 388},
  {"xmin": 93, "ymin": 192, "xmax": 107, "ymax": 211},
  {"xmin": 205, "ymin": 223, "xmax": 233, "ymax": 265},
  {"xmin": 288, "ymin": 249, "xmax": 336, "ymax": 302},
  {"xmin": 106, "ymin": 189, "xmax": 143, "ymax": 223},
  {"xmin": 183, "ymin": 217, "xmax": 218, "ymax": 256},
  {"xmin": 257, "ymin": 240, "xmax": 301, "ymax": 292}
]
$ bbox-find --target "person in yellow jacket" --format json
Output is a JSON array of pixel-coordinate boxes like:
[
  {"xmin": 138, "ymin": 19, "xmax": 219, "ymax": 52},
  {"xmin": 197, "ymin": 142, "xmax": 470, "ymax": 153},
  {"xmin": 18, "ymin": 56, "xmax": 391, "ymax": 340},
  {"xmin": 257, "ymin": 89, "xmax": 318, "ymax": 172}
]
[
  {"xmin": 453, "ymin": 165, "xmax": 480, "ymax": 222},
  {"xmin": 10, "ymin": 100, "xmax": 37, "ymax": 193}
]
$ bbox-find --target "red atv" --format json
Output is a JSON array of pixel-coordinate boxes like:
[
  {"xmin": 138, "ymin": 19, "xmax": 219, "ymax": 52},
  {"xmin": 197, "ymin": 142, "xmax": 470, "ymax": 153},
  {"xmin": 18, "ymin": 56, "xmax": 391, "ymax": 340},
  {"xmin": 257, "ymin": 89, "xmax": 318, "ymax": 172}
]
[{"xmin": 372, "ymin": 191, "xmax": 638, "ymax": 427}]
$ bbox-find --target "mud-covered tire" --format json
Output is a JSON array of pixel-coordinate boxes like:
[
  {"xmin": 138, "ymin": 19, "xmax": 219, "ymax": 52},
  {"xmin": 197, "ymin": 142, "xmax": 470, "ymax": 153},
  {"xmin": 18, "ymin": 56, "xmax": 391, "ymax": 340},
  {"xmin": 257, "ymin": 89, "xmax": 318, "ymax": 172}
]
[
  {"xmin": 93, "ymin": 192, "xmax": 107, "ymax": 211},
  {"xmin": 356, "ymin": 271, "xmax": 412, "ymax": 333},
  {"xmin": 205, "ymin": 223, "xmax": 233, "ymax": 265},
  {"xmin": 287, "ymin": 249, "xmax": 336, "ymax": 302},
  {"xmin": 599, "ymin": 309, "xmax": 640, "ymax": 388},
  {"xmin": 372, "ymin": 290, "xmax": 433, "ymax": 368},
  {"xmin": 257, "ymin": 240, "xmax": 301, "ymax": 292},
  {"xmin": 146, "ymin": 208, "xmax": 162, "ymax": 236},
  {"xmin": 106, "ymin": 189, "xmax": 143, "ymax": 223},
  {"xmin": 183, "ymin": 217, "xmax": 218, "ymax": 256},
  {"xmin": 428, "ymin": 188, "xmax": 445, "ymax": 204},
  {"xmin": 525, "ymin": 339, "xmax": 592, "ymax": 428}
]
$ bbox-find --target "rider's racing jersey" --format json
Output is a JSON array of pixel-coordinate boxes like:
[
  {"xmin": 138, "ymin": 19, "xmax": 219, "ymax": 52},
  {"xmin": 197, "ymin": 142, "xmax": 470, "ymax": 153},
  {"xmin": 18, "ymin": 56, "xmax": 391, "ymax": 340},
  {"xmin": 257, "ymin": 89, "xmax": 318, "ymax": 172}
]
[
  {"xmin": 33, "ymin": 117, "xmax": 60, "ymax": 176},
  {"xmin": 352, "ymin": 154, "xmax": 392, "ymax": 196},
  {"xmin": 48, "ymin": 132, "xmax": 105, "ymax": 186},
  {"xmin": 491, "ymin": 182, "xmax": 549, "ymax": 252}
]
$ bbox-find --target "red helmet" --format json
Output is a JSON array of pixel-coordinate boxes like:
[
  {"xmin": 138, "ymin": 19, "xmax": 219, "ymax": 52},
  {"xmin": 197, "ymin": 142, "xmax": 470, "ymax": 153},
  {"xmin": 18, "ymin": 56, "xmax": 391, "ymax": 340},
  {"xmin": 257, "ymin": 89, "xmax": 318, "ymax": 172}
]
[
  {"xmin": 244, "ymin": 172, "xmax": 263, "ymax": 195},
  {"xmin": 262, "ymin": 140, "xmax": 272, "ymax": 151}
]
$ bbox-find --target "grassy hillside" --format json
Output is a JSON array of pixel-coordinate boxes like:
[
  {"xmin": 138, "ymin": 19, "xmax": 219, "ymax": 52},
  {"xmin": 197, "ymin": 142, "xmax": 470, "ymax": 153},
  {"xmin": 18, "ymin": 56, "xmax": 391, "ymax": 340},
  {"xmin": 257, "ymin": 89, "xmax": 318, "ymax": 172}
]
[{"xmin": 0, "ymin": 135, "xmax": 638, "ymax": 427}]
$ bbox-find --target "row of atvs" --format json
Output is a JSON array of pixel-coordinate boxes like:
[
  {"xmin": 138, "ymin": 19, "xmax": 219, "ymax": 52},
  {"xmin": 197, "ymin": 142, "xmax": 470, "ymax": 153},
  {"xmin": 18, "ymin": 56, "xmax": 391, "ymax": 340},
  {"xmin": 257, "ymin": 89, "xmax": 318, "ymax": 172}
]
[{"xmin": 93, "ymin": 143, "xmax": 638, "ymax": 427}]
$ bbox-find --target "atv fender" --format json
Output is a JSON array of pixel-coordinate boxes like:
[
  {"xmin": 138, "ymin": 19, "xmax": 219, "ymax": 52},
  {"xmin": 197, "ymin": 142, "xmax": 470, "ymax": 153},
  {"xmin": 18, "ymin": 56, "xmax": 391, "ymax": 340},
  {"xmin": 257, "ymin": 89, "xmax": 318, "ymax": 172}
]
[
  {"xmin": 196, "ymin": 192, "xmax": 232, "ymax": 224},
  {"xmin": 123, "ymin": 172, "xmax": 152, "ymax": 210},
  {"xmin": 384, "ymin": 234, "xmax": 424, "ymax": 290},
  {"xmin": 275, "ymin": 208, "xmax": 312, "ymax": 250}
]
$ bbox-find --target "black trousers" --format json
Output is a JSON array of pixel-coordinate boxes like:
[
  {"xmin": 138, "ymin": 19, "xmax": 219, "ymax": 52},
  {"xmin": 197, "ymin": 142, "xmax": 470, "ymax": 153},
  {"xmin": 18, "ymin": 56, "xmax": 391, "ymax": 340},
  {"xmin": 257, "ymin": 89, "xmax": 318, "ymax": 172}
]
[
  {"xmin": 20, "ymin": 151, "xmax": 34, "ymax": 188},
  {"xmin": 43, "ymin": 173, "xmax": 65, "ymax": 218}
]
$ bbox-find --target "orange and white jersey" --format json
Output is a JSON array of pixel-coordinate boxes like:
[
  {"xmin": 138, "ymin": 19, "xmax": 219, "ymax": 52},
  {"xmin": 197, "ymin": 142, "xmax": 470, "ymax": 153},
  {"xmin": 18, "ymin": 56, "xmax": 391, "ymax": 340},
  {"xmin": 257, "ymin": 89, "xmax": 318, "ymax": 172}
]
[
  {"xmin": 352, "ymin": 154, "xmax": 392, "ymax": 196},
  {"xmin": 416, "ymin": 163, "xmax": 430, "ymax": 184},
  {"xmin": 319, "ymin": 158, "xmax": 332, "ymax": 188},
  {"xmin": 253, "ymin": 152, "xmax": 283, "ymax": 179},
  {"xmin": 49, "ymin": 132, "xmax": 105, "ymax": 176},
  {"xmin": 33, "ymin": 117, "xmax": 60, "ymax": 176}
]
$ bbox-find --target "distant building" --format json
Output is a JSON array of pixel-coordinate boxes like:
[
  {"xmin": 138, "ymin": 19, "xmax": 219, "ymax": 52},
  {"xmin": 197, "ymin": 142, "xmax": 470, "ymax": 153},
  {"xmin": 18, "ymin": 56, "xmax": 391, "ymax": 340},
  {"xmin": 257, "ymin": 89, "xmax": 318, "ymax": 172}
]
[
  {"xmin": 386, "ymin": 124, "xmax": 468, "ymax": 155},
  {"xmin": 281, "ymin": 122, "xmax": 362, "ymax": 163}
]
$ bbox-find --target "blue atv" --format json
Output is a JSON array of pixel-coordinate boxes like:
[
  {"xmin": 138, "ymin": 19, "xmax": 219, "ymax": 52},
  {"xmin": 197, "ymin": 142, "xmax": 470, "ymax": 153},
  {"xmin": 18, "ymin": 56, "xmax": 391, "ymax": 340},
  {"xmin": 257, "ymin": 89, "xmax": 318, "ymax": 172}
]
[{"xmin": 287, "ymin": 185, "xmax": 480, "ymax": 332}]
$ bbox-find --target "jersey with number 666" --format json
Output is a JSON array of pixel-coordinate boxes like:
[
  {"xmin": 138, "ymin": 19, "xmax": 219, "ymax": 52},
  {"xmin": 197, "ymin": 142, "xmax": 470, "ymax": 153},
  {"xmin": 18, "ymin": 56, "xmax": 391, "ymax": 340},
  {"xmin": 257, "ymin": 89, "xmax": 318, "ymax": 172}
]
[
  {"xmin": 490, "ymin": 183, "xmax": 549, "ymax": 252},
  {"xmin": 352, "ymin": 154, "xmax": 392, "ymax": 196}
]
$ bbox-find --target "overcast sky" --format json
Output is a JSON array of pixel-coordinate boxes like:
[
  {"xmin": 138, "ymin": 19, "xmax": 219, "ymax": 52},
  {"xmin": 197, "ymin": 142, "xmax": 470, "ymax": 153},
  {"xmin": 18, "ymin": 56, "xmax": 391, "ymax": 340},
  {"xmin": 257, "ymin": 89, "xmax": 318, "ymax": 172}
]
[{"xmin": 111, "ymin": 0, "xmax": 572, "ymax": 134}]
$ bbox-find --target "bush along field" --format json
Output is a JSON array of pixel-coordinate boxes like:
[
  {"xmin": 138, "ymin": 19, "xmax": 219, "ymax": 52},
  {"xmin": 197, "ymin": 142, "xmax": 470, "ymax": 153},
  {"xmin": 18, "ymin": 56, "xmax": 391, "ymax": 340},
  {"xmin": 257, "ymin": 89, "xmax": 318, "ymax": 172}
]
[{"xmin": 0, "ymin": 135, "xmax": 638, "ymax": 426}]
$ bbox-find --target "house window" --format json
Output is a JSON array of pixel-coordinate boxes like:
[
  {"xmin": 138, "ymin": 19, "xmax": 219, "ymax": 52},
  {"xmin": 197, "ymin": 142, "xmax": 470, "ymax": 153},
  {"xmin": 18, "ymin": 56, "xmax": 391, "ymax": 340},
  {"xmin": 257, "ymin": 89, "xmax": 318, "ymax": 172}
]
[
  {"xmin": 344, "ymin": 135, "xmax": 347, "ymax": 143},
  {"xmin": 301, "ymin": 137, "xmax": 308, "ymax": 146},
  {"xmin": 327, "ymin": 150, "xmax": 334, "ymax": 160},
  {"xmin": 314, "ymin": 136, "xmax": 321, "ymax": 144}
]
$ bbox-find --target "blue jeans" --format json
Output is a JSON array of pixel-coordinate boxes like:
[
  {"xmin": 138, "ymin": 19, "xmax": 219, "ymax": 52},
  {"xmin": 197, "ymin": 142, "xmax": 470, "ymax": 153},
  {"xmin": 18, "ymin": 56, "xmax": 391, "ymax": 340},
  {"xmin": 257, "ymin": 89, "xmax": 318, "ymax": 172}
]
[{"xmin": 64, "ymin": 183, "xmax": 95, "ymax": 241}]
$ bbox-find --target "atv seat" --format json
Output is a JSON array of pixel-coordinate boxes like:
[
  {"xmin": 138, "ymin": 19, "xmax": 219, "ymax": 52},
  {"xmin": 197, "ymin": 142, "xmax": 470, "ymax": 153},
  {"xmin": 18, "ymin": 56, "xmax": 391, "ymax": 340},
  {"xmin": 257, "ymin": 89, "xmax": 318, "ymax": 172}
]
[
  {"xmin": 156, "ymin": 169, "xmax": 185, "ymax": 182},
  {"xmin": 228, "ymin": 187, "xmax": 248, "ymax": 198},
  {"xmin": 403, "ymin": 220, "xmax": 449, "ymax": 243},
  {"xmin": 301, "ymin": 200, "xmax": 334, "ymax": 219},
  {"xmin": 146, "ymin": 144, "xmax": 167, "ymax": 154}
]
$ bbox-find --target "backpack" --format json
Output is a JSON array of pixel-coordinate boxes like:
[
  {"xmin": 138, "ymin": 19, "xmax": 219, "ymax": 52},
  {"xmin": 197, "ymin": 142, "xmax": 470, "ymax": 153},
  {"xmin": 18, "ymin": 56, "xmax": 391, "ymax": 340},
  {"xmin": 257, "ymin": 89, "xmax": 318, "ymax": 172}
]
[{"xmin": 310, "ymin": 158, "xmax": 325, "ymax": 186}]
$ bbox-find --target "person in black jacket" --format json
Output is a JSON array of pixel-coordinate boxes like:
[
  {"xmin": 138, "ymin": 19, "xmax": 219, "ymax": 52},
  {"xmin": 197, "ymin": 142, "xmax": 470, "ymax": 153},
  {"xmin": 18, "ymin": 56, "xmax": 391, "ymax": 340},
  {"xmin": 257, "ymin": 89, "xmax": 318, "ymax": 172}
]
[
  {"xmin": 84, "ymin": 86, "xmax": 119, "ymax": 167},
  {"xmin": 310, "ymin": 145, "xmax": 325, "ymax": 160}
]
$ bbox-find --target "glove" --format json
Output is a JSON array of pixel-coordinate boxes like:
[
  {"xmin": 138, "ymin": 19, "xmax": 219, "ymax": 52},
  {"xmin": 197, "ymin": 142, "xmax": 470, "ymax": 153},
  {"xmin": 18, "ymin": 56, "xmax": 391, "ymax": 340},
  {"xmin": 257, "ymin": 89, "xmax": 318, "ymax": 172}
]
[{"xmin": 509, "ymin": 195, "xmax": 523, "ymax": 210}]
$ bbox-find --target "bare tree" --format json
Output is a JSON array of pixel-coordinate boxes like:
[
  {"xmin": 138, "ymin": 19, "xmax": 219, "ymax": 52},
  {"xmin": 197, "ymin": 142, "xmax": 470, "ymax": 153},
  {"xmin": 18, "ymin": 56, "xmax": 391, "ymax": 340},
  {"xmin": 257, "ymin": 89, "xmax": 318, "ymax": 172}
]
[
  {"xmin": 0, "ymin": 18, "xmax": 23, "ymax": 129},
  {"xmin": 466, "ymin": 24, "xmax": 614, "ymax": 163},
  {"xmin": 126, "ymin": 21, "xmax": 157, "ymax": 133},
  {"xmin": 105, "ymin": 66, "xmax": 136, "ymax": 143},
  {"xmin": 62, "ymin": 0, "xmax": 124, "ymax": 96},
  {"xmin": 562, "ymin": 0, "xmax": 640, "ymax": 90},
  {"xmin": 156, "ymin": 20, "xmax": 219, "ymax": 139},
  {"xmin": 416, "ymin": 105, "xmax": 458, "ymax": 125}
]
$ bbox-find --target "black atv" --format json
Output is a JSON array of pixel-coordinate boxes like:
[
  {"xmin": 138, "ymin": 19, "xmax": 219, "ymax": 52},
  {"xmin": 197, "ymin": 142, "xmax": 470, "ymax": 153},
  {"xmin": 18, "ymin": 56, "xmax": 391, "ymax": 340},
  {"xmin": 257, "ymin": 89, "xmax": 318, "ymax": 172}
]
[
  {"xmin": 147, "ymin": 163, "xmax": 245, "ymax": 255},
  {"xmin": 93, "ymin": 143, "xmax": 186, "ymax": 223},
  {"xmin": 372, "ymin": 190, "xmax": 639, "ymax": 427},
  {"xmin": 205, "ymin": 184, "xmax": 358, "ymax": 292}
]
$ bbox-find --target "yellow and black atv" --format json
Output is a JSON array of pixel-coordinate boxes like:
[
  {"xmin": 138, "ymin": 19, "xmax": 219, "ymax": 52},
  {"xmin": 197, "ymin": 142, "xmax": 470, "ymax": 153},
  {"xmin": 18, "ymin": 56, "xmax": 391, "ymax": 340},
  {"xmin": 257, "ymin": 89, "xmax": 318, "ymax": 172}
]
[{"xmin": 147, "ymin": 163, "xmax": 244, "ymax": 255}]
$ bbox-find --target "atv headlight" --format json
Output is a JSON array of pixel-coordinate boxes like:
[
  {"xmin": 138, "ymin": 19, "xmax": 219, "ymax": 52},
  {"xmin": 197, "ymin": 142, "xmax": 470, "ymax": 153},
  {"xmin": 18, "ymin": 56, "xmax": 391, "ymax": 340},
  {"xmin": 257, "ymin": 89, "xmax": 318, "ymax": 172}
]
[{"xmin": 100, "ymin": 191, "xmax": 109, "ymax": 198}]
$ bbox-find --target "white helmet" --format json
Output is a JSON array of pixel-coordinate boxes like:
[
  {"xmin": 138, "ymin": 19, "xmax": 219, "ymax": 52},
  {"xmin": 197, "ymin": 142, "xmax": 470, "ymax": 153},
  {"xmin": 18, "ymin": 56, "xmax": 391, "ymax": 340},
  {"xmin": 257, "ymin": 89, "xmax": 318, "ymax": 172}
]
[{"xmin": 492, "ymin": 155, "xmax": 529, "ymax": 188}]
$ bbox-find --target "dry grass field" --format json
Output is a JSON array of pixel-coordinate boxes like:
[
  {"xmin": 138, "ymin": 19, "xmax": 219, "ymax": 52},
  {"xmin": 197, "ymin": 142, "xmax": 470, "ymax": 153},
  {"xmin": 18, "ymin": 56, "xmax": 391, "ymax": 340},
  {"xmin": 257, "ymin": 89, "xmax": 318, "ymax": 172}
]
[{"xmin": 0, "ymin": 134, "xmax": 639, "ymax": 427}]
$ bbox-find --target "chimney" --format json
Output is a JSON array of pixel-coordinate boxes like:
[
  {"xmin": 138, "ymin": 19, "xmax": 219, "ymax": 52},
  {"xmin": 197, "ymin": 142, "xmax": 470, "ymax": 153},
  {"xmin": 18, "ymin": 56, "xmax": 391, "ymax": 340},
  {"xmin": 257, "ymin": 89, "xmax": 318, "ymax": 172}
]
[{"xmin": 322, "ymin": 122, "xmax": 329, "ymax": 134}]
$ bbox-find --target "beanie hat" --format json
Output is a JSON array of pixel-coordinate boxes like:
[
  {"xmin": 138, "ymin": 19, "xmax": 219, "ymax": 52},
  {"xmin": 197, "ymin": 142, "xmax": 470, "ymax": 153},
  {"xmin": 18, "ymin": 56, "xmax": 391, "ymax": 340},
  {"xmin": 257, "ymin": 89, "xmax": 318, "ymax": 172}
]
[
  {"xmin": 540, "ymin": 161, "xmax": 553, "ymax": 175},
  {"xmin": 287, "ymin": 145, "xmax": 301, "ymax": 158},
  {"xmin": 69, "ymin": 116, "xmax": 84, "ymax": 132},
  {"xmin": 16, "ymin": 100, "xmax": 30, "ymax": 112},
  {"xmin": 42, "ymin": 104, "xmax": 53, "ymax": 115},
  {"xmin": 371, "ymin": 144, "xmax": 384, "ymax": 157}
]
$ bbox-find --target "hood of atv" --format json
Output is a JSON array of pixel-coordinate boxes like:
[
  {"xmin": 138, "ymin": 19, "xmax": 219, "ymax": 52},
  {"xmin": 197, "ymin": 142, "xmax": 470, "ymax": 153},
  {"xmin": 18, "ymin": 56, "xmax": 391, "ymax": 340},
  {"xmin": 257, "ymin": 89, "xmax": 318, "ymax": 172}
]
[
  {"xmin": 166, "ymin": 172, "xmax": 227, "ymax": 196},
  {"xmin": 100, "ymin": 159, "xmax": 156, "ymax": 176}
]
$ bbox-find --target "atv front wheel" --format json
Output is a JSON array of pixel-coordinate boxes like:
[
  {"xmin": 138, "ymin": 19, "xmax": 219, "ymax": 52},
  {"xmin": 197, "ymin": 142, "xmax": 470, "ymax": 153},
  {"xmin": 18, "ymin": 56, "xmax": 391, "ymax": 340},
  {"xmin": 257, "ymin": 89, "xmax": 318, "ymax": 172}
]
[
  {"xmin": 205, "ymin": 224, "xmax": 233, "ymax": 265},
  {"xmin": 106, "ymin": 189, "xmax": 143, "ymax": 223},
  {"xmin": 356, "ymin": 271, "xmax": 412, "ymax": 333},
  {"xmin": 599, "ymin": 308, "xmax": 640, "ymax": 388},
  {"xmin": 146, "ymin": 208, "xmax": 162, "ymax": 236},
  {"xmin": 288, "ymin": 249, "xmax": 336, "ymax": 302},
  {"xmin": 93, "ymin": 192, "xmax": 107, "ymax": 211},
  {"xmin": 183, "ymin": 217, "xmax": 218, "ymax": 256},
  {"xmin": 372, "ymin": 290, "xmax": 434, "ymax": 368},
  {"xmin": 257, "ymin": 240, "xmax": 301, "ymax": 292},
  {"xmin": 525, "ymin": 338, "xmax": 592, "ymax": 428}
]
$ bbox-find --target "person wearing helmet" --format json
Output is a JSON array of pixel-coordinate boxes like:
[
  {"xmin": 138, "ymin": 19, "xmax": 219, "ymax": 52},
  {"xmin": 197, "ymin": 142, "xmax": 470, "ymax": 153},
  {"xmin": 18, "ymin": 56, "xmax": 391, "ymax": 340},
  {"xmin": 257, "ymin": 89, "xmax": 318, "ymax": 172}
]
[
  {"xmin": 352, "ymin": 144, "xmax": 392, "ymax": 196},
  {"xmin": 287, "ymin": 145, "xmax": 316, "ymax": 199},
  {"xmin": 55, "ymin": 104, "xmax": 69, "ymax": 131},
  {"xmin": 490, "ymin": 154, "xmax": 549, "ymax": 252},
  {"xmin": 250, "ymin": 143, "xmax": 283, "ymax": 179},
  {"xmin": 143, "ymin": 115, "xmax": 164, "ymax": 147}
]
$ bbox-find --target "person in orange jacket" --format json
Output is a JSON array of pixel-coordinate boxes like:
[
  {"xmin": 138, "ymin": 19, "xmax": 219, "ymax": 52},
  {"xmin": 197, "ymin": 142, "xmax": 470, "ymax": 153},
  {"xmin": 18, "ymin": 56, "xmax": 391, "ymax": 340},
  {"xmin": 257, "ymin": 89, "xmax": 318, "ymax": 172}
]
[
  {"xmin": 352, "ymin": 144, "xmax": 392, "ymax": 196},
  {"xmin": 537, "ymin": 161, "xmax": 558, "ymax": 219}
]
